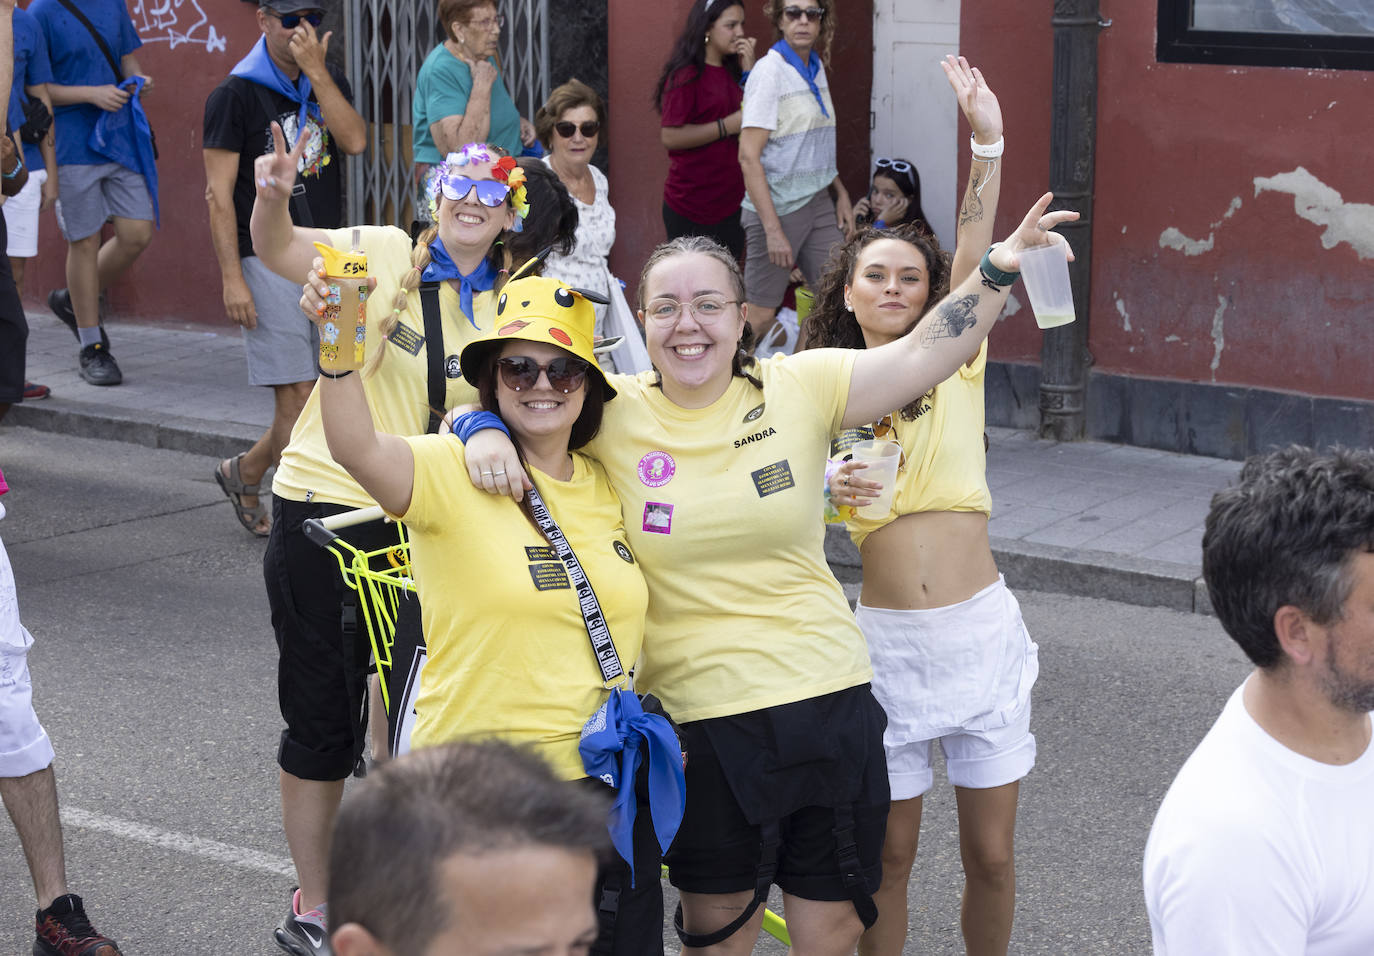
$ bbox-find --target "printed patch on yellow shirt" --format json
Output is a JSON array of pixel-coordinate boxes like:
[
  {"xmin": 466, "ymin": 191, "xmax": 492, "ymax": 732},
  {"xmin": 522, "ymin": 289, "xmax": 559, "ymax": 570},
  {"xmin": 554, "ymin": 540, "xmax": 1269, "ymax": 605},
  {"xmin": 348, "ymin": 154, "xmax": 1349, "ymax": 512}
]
[
  {"xmin": 643, "ymin": 502, "xmax": 673, "ymax": 534},
  {"xmin": 529, "ymin": 561, "xmax": 571, "ymax": 590},
  {"xmin": 388, "ymin": 322, "xmax": 425, "ymax": 356},
  {"xmin": 751, "ymin": 460, "xmax": 795, "ymax": 497},
  {"xmin": 637, "ymin": 451, "xmax": 676, "ymax": 488}
]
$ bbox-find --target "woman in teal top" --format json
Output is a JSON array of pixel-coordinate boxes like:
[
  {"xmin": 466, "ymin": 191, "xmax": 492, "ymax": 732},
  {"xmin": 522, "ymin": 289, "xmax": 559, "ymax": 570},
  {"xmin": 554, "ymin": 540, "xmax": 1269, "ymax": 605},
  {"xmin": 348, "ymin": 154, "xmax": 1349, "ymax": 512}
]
[{"xmin": 413, "ymin": 0, "xmax": 535, "ymax": 214}]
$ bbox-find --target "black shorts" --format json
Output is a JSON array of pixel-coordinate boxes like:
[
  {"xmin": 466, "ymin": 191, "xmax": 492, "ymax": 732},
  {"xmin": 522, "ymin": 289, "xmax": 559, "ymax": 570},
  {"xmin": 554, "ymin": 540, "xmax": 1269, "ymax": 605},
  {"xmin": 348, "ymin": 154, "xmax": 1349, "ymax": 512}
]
[
  {"xmin": 662, "ymin": 201, "xmax": 746, "ymax": 263},
  {"xmin": 665, "ymin": 684, "xmax": 889, "ymax": 901},
  {"xmin": 264, "ymin": 496, "xmax": 416, "ymax": 781}
]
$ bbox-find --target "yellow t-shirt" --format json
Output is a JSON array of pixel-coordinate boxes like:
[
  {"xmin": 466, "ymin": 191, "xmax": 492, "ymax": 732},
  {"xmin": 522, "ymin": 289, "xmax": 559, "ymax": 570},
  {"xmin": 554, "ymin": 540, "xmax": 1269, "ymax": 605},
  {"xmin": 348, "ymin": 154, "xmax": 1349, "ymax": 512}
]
[
  {"xmin": 587, "ymin": 349, "xmax": 872, "ymax": 724},
  {"xmin": 272, "ymin": 225, "xmax": 494, "ymax": 508},
  {"xmin": 400, "ymin": 435, "xmax": 648, "ymax": 780},
  {"xmin": 836, "ymin": 341, "xmax": 992, "ymax": 549}
]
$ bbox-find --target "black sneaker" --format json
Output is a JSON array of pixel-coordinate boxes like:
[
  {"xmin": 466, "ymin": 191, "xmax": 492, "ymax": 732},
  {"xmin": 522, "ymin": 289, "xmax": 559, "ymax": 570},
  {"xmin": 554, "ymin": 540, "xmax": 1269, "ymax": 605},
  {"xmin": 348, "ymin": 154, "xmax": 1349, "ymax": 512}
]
[
  {"xmin": 48, "ymin": 289, "xmax": 108, "ymax": 349},
  {"xmin": 273, "ymin": 889, "xmax": 332, "ymax": 955},
  {"xmin": 33, "ymin": 893, "xmax": 121, "ymax": 955},
  {"xmin": 78, "ymin": 343, "xmax": 123, "ymax": 386}
]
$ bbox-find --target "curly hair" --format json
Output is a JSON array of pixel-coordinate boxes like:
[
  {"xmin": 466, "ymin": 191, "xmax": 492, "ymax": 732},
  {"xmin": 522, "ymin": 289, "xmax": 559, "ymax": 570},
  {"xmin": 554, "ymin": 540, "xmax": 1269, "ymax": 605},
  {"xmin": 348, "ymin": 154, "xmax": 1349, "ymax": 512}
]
[
  {"xmin": 764, "ymin": 0, "xmax": 837, "ymax": 65},
  {"xmin": 800, "ymin": 222, "xmax": 950, "ymax": 419},
  {"xmin": 637, "ymin": 235, "xmax": 762, "ymax": 391},
  {"xmin": 534, "ymin": 79, "xmax": 606, "ymax": 151}
]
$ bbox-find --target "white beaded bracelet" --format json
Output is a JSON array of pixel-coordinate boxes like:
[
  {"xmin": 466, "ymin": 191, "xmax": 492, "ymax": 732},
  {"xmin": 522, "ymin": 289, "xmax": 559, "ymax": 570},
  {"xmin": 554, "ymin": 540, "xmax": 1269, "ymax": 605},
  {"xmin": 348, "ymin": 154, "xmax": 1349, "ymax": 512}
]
[{"xmin": 970, "ymin": 135, "xmax": 1004, "ymax": 159}]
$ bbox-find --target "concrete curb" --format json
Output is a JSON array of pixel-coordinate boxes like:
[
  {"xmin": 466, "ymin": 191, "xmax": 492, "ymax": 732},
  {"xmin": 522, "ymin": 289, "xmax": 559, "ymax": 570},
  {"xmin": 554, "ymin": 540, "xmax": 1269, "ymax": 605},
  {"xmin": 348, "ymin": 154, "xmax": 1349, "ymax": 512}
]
[{"xmin": 7, "ymin": 398, "xmax": 260, "ymax": 462}]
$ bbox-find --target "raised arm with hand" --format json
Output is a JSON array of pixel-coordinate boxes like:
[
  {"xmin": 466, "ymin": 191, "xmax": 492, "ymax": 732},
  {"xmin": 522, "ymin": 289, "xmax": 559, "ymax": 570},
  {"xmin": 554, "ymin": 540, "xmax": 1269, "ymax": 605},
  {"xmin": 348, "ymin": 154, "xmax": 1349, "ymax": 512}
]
[
  {"xmin": 840, "ymin": 192, "xmax": 1076, "ymax": 428},
  {"xmin": 433, "ymin": 56, "xmax": 497, "ymax": 155},
  {"xmin": 250, "ymin": 121, "xmax": 331, "ymax": 284},
  {"xmin": 943, "ymin": 54, "xmax": 1003, "ymax": 289},
  {"xmin": 289, "ymin": 23, "xmax": 366, "ymax": 154}
]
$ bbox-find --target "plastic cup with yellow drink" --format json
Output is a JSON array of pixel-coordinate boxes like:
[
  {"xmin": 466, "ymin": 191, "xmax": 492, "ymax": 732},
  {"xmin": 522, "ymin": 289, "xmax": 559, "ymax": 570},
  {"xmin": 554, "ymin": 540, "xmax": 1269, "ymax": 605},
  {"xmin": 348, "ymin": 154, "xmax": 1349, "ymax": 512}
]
[{"xmin": 314, "ymin": 229, "xmax": 370, "ymax": 373}]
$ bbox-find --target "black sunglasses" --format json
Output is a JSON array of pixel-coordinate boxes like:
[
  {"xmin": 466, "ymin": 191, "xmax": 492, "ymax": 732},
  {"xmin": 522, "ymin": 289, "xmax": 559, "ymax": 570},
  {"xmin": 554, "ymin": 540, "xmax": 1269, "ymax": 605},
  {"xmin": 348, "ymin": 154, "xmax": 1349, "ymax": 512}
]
[
  {"xmin": 782, "ymin": 5, "xmax": 825, "ymax": 22},
  {"xmin": 497, "ymin": 356, "xmax": 590, "ymax": 394},
  {"xmin": 272, "ymin": 10, "xmax": 324, "ymax": 28},
  {"xmin": 554, "ymin": 120, "xmax": 601, "ymax": 139}
]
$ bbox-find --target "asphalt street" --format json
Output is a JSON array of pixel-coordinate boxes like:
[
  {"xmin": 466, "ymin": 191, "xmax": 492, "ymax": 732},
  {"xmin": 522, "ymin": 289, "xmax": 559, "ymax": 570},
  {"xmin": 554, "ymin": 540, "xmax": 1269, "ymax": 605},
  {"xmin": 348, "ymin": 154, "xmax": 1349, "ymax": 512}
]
[{"xmin": 0, "ymin": 427, "xmax": 1251, "ymax": 954}]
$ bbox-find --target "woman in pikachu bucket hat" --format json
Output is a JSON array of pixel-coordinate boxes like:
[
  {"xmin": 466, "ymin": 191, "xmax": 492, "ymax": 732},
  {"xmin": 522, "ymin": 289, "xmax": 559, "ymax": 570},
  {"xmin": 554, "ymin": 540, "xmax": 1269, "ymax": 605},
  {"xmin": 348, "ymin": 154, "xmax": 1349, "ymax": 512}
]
[{"xmin": 306, "ymin": 268, "xmax": 683, "ymax": 956}]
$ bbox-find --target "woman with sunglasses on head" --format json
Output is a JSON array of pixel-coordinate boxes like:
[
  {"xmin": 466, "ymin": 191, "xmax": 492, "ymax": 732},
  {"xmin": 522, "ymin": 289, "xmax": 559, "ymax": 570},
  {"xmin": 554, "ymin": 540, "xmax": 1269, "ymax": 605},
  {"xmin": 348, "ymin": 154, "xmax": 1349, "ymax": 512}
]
[
  {"xmin": 301, "ymin": 270, "xmax": 681, "ymax": 956},
  {"xmin": 463, "ymin": 190, "xmax": 1076, "ymax": 956},
  {"xmin": 412, "ymin": 0, "xmax": 537, "ymax": 218},
  {"xmin": 803, "ymin": 59, "xmax": 1036, "ymax": 956},
  {"xmin": 653, "ymin": 0, "xmax": 757, "ymax": 261},
  {"xmin": 249, "ymin": 129, "xmax": 553, "ymax": 953},
  {"xmin": 851, "ymin": 156, "xmax": 932, "ymax": 237},
  {"xmin": 738, "ymin": 0, "xmax": 850, "ymax": 347},
  {"xmin": 536, "ymin": 79, "xmax": 616, "ymax": 357}
]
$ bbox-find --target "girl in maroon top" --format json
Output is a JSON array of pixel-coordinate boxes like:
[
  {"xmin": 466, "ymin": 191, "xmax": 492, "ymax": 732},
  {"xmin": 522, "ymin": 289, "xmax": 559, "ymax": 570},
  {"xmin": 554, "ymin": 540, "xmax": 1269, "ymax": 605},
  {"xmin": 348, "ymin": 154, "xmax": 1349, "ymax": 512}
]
[{"xmin": 653, "ymin": 0, "xmax": 757, "ymax": 260}]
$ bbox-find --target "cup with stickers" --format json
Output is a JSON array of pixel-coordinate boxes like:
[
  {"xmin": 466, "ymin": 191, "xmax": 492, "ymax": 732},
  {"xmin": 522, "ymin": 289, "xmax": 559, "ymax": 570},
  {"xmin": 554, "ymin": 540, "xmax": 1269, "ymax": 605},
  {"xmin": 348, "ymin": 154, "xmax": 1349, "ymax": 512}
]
[{"xmin": 313, "ymin": 229, "xmax": 370, "ymax": 373}]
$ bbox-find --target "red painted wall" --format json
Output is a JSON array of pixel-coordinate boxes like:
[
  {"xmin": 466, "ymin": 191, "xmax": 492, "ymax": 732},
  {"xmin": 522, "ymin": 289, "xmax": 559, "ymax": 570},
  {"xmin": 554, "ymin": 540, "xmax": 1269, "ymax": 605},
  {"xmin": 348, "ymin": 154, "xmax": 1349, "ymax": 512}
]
[
  {"xmin": 606, "ymin": 0, "xmax": 873, "ymax": 304},
  {"xmin": 23, "ymin": 2, "xmax": 261, "ymax": 323},
  {"xmin": 962, "ymin": 1, "xmax": 1374, "ymax": 402}
]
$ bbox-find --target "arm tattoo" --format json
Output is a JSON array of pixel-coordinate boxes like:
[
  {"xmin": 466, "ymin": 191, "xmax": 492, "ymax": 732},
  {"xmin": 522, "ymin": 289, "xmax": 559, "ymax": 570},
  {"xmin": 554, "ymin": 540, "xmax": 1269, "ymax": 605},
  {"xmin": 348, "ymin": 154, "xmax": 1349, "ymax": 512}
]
[
  {"xmin": 959, "ymin": 172, "xmax": 985, "ymax": 227},
  {"xmin": 920, "ymin": 294, "xmax": 979, "ymax": 345}
]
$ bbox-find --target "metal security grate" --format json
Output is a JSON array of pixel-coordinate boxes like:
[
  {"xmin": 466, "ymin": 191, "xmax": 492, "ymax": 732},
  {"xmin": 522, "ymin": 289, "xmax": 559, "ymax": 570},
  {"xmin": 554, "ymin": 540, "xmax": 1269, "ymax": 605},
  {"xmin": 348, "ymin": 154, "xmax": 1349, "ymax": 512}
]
[{"xmin": 344, "ymin": 0, "xmax": 550, "ymax": 228}]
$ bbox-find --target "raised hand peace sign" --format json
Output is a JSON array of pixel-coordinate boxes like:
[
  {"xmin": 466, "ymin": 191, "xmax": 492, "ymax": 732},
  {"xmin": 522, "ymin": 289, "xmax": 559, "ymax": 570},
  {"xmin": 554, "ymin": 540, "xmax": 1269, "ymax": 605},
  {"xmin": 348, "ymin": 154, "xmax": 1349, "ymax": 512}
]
[{"xmin": 253, "ymin": 121, "xmax": 306, "ymax": 202}]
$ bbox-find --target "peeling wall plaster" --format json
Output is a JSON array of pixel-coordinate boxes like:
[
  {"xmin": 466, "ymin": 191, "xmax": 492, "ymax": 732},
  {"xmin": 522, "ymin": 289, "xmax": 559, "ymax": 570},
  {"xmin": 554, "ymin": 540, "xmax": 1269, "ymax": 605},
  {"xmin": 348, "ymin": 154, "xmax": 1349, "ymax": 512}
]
[
  {"xmin": 1158, "ymin": 197, "xmax": 1243, "ymax": 256},
  {"xmin": 1210, "ymin": 296, "xmax": 1227, "ymax": 380},
  {"xmin": 1254, "ymin": 167, "xmax": 1374, "ymax": 259},
  {"xmin": 1114, "ymin": 294, "xmax": 1131, "ymax": 331}
]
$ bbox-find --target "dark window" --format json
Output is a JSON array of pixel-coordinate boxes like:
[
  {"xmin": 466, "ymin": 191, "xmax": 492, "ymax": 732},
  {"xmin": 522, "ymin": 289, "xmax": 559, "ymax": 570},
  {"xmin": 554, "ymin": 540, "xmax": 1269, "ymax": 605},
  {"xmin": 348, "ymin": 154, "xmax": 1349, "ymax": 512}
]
[{"xmin": 1157, "ymin": 0, "xmax": 1374, "ymax": 70}]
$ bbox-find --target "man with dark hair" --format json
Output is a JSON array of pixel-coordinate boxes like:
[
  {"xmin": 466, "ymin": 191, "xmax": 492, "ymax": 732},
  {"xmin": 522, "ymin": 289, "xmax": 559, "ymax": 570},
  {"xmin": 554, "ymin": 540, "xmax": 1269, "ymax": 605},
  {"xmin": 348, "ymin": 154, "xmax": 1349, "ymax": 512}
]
[
  {"xmin": 1144, "ymin": 446, "xmax": 1374, "ymax": 954},
  {"xmin": 328, "ymin": 741, "xmax": 609, "ymax": 956},
  {"xmin": 204, "ymin": 0, "xmax": 364, "ymax": 538}
]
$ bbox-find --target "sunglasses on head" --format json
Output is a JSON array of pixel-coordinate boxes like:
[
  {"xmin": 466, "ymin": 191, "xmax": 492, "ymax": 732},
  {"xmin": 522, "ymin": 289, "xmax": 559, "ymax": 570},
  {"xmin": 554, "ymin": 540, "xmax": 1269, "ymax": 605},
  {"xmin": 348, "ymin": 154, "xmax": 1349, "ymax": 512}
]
[
  {"xmin": 497, "ymin": 356, "xmax": 591, "ymax": 394},
  {"xmin": 439, "ymin": 175, "xmax": 511, "ymax": 207},
  {"xmin": 272, "ymin": 10, "xmax": 324, "ymax": 28},
  {"xmin": 554, "ymin": 120, "xmax": 601, "ymax": 139},
  {"xmin": 875, "ymin": 157, "xmax": 914, "ymax": 175},
  {"xmin": 782, "ymin": 5, "xmax": 825, "ymax": 22}
]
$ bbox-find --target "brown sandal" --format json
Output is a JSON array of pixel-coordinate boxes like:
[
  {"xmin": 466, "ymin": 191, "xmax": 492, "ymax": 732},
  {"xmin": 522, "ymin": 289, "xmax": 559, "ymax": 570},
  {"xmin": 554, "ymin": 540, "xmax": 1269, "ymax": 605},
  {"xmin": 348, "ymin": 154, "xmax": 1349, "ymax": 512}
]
[{"xmin": 214, "ymin": 453, "xmax": 270, "ymax": 537}]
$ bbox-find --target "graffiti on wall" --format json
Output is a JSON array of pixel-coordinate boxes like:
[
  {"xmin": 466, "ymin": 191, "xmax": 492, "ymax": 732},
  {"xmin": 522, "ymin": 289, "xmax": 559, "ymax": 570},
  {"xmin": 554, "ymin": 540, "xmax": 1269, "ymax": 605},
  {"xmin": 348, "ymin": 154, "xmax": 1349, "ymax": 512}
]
[{"xmin": 130, "ymin": 0, "xmax": 227, "ymax": 53}]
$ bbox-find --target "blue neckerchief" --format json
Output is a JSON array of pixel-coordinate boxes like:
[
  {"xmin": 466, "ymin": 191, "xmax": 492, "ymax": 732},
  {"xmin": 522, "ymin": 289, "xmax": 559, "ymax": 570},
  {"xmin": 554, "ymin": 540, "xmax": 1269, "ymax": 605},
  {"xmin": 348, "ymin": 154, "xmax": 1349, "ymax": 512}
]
[
  {"xmin": 771, "ymin": 40, "xmax": 828, "ymax": 118},
  {"xmin": 89, "ymin": 77, "xmax": 158, "ymax": 227},
  {"xmin": 579, "ymin": 689, "xmax": 686, "ymax": 885},
  {"xmin": 229, "ymin": 37, "xmax": 321, "ymax": 143},
  {"xmin": 421, "ymin": 240, "xmax": 498, "ymax": 328}
]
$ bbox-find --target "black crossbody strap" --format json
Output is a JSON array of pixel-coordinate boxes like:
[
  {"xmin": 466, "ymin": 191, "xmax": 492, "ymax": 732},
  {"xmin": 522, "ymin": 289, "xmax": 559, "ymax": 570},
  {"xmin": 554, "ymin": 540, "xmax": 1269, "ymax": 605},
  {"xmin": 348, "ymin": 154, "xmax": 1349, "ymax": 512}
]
[
  {"xmin": 525, "ymin": 484, "xmax": 625, "ymax": 686},
  {"xmin": 244, "ymin": 82, "xmax": 314, "ymax": 228},
  {"xmin": 56, "ymin": 0, "xmax": 123, "ymax": 82},
  {"xmin": 418, "ymin": 282, "xmax": 445, "ymax": 434}
]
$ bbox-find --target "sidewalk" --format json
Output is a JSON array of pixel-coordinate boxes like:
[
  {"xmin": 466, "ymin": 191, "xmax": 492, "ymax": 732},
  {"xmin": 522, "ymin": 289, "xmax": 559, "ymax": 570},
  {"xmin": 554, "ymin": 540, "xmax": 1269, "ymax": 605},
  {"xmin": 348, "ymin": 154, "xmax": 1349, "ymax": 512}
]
[{"xmin": 10, "ymin": 313, "xmax": 1240, "ymax": 613}]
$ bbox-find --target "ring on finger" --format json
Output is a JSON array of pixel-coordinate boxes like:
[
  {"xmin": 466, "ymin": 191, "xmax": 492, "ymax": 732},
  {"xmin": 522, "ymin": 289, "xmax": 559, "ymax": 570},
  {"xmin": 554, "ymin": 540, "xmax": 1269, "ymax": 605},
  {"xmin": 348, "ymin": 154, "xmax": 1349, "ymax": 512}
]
[{"xmin": 480, "ymin": 471, "xmax": 493, "ymax": 478}]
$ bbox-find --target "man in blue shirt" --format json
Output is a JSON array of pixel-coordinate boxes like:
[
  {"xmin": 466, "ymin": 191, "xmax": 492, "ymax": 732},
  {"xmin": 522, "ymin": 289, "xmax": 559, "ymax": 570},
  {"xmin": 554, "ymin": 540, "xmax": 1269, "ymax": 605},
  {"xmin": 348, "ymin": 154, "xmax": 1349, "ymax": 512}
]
[{"xmin": 30, "ymin": 0, "xmax": 156, "ymax": 387}]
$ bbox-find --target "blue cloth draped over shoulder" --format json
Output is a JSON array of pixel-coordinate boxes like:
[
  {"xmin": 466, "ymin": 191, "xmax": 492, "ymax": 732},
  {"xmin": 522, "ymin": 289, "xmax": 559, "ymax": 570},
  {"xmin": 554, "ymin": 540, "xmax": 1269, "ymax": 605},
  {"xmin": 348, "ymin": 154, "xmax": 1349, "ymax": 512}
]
[
  {"xmin": 772, "ymin": 39, "xmax": 828, "ymax": 118},
  {"xmin": 579, "ymin": 688, "xmax": 685, "ymax": 885},
  {"xmin": 89, "ymin": 76, "xmax": 158, "ymax": 226},
  {"xmin": 229, "ymin": 36, "xmax": 321, "ymax": 142},
  {"xmin": 420, "ymin": 239, "xmax": 498, "ymax": 328}
]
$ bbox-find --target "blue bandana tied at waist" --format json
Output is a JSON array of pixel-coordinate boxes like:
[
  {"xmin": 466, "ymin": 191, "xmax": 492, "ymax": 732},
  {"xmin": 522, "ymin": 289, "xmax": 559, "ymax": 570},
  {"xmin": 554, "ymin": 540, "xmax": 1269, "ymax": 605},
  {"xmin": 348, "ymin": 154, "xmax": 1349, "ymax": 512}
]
[
  {"xmin": 229, "ymin": 36, "xmax": 322, "ymax": 143},
  {"xmin": 579, "ymin": 688, "xmax": 686, "ymax": 885},
  {"xmin": 89, "ymin": 76, "xmax": 158, "ymax": 227},
  {"xmin": 773, "ymin": 40, "xmax": 829, "ymax": 118},
  {"xmin": 421, "ymin": 239, "xmax": 498, "ymax": 327}
]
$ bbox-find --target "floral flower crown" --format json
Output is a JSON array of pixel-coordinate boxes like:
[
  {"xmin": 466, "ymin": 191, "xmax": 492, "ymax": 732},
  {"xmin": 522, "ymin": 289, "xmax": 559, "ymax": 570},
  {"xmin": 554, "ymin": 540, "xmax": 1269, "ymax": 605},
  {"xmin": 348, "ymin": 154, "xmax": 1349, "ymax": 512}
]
[{"xmin": 425, "ymin": 144, "xmax": 531, "ymax": 232}]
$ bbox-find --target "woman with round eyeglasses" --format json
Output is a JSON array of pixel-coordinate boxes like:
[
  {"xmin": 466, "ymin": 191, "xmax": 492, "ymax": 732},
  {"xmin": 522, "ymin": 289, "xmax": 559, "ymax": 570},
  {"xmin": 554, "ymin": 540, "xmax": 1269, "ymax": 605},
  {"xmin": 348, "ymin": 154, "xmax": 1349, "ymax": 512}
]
[
  {"xmin": 536, "ymin": 79, "xmax": 617, "ymax": 357},
  {"xmin": 738, "ymin": 0, "xmax": 850, "ymax": 347},
  {"xmin": 653, "ymin": 0, "xmax": 758, "ymax": 260},
  {"xmin": 851, "ymin": 156, "xmax": 932, "ymax": 237},
  {"xmin": 303, "ymin": 271, "xmax": 677, "ymax": 956},
  {"xmin": 413, "ymin": 0, "xmax": 537, "ymax": 219},
  {"xmin": 248, "ymin": 132, "xmax": 541, "ymax": 945},
  {"xmin": 464, "ymin": 183, "xmax": 1077, "ymax": 953}
]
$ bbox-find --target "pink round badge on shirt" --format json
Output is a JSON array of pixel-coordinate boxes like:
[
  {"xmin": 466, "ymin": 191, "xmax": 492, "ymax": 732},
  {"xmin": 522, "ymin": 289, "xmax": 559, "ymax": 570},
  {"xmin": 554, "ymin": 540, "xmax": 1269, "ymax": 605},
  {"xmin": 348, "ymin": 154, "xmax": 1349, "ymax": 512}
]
[{"xmin": 637, "ymin": 451, "xmax": 676, "ymax": 487}]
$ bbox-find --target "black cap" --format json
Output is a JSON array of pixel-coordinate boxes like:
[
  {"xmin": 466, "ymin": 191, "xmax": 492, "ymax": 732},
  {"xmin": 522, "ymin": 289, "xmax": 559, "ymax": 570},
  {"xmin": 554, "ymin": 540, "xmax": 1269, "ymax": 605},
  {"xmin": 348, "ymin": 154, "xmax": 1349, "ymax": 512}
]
[{"xmin": 259, "ymin": 0, "xmax": 325, "ymax": 14}]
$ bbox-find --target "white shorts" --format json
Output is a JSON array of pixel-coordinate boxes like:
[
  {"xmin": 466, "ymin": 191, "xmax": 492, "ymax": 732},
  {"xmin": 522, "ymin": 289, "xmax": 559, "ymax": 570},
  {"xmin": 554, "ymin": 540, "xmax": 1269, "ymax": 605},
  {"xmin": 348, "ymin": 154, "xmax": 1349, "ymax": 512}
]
[
  {"xmin": 856, "ymin": 575, "xmax": 1038, "ymax": 799},
  {"xmin": 2, "ymin": 168, "xmax": 47, "ymax": 258},
  {"xmin": 0, "ymin": 531, "xmax": 55, "ymax": 779}
]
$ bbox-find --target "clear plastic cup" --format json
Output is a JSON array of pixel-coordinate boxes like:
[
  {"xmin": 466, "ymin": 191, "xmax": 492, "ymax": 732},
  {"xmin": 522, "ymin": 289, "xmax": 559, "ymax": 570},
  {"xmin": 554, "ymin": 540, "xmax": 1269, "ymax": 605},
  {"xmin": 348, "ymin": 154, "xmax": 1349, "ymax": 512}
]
[
  {"xmin": 852, "ymin": 439, "xmax": 902, "ymax": 519},
  {"xmin": 1017, "ymin": 241, "xmax": 1075, "ymax": 330}
]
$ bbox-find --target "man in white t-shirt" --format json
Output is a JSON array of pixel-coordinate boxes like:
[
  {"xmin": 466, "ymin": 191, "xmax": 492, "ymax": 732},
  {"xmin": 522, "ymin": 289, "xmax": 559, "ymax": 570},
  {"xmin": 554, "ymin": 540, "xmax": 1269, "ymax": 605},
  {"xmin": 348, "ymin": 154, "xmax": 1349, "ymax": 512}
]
[{"xmin": 1143, "ymin": 446, "xmax": 1374, "ymax": 956}]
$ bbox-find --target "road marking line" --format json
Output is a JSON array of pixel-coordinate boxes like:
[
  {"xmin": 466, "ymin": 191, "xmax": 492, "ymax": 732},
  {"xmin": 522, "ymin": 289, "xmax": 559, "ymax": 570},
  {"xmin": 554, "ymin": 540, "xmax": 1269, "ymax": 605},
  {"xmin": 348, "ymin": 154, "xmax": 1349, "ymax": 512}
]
[{"xmin": 62, "ymin": 807, "xmax": 294, "ymax": 877}]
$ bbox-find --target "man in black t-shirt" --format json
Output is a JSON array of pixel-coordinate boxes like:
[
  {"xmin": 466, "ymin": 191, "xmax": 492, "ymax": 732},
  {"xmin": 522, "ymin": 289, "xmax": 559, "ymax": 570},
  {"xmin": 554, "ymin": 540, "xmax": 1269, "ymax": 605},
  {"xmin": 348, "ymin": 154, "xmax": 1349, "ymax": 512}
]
[{"xmin": 203, "ymin": 0, "xmax": 363, "ymax": 539}]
